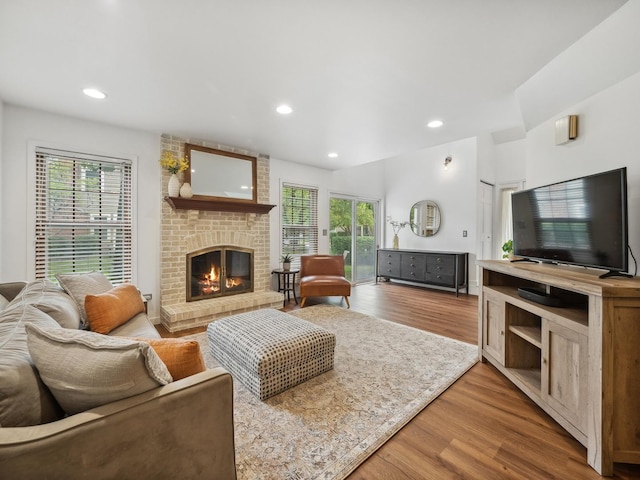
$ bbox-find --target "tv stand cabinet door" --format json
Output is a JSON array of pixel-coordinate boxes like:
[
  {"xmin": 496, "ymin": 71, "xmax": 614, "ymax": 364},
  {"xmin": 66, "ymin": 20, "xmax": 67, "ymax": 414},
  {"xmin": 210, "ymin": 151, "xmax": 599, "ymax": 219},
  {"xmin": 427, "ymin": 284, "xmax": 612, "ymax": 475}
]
[
  {"xmin": 482, "ymin": 288, "xmax": 506, "ymax": 365},
  {"xmin": 541, "ymin": 318, "xmax": 588, "ymax": 436}
]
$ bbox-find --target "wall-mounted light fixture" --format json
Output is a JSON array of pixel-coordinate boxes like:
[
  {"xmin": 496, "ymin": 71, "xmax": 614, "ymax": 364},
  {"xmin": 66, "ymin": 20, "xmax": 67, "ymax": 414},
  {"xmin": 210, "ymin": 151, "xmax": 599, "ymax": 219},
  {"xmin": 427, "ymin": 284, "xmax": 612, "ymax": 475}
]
[
  {"xmin": 444, "ymin": 156, "xmax": 452, "ymax": 169},
  {"xmin": 555, "ymin": 115, "xmax": 578, "ymax": 145}
]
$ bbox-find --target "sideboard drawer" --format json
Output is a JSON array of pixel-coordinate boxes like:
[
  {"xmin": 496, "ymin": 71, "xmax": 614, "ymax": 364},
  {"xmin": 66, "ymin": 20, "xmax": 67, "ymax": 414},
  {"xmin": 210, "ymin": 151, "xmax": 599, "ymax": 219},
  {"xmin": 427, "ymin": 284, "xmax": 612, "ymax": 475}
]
[
  {"xmin": 401, "ymin": 254, "xmax": 427, "ymax": 281},
  {"xmin": 426, "ymin": 255, "xmax": 455, "ymax": 271},
  {"xmin": 425, "ymin": 272, "xmax": 455, "ymax": 286},
  {"xmin": 377, "ymin": 251, "xmax": 401, "ymax": 277}
]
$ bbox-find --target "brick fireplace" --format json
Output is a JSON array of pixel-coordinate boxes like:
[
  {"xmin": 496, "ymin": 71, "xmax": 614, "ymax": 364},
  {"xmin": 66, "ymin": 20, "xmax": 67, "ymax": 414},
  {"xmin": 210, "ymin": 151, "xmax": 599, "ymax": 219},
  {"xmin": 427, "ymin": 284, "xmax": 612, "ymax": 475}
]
[{"xmin": 159, "ymin": 134, "xmax": 282, "ymax": 332}]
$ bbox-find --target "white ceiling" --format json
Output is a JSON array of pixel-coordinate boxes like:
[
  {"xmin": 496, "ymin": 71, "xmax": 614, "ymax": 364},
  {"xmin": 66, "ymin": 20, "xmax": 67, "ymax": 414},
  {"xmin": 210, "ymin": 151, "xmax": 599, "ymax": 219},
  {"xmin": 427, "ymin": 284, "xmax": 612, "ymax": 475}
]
[{"xmin": 0, "ymin": 0, "xmax": 628, "ymax": 170}]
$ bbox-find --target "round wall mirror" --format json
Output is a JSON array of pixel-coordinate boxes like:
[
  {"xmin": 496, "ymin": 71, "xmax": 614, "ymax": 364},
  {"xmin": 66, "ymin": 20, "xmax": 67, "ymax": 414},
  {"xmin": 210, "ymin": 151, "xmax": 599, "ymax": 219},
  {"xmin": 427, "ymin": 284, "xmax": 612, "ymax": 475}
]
[{"xmin": 409, "ymin": 200, "xmax": 441, "ymax": 237}]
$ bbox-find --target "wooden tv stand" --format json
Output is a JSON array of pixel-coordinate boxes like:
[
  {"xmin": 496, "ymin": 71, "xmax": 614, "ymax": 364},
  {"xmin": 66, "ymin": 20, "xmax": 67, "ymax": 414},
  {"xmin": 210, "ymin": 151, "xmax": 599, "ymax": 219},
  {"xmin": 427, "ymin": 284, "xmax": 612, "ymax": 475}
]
[{"xmin": 477, "ymin": 260, "xmax": 640, "ymax": 476}]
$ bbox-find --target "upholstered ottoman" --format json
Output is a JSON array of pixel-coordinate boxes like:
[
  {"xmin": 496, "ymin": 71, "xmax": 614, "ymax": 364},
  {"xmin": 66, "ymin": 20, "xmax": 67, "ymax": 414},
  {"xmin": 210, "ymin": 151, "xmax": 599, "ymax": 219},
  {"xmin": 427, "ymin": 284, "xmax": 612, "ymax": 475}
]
[{"xmin": 207, "ymin": 309, "xmax": 336, "ymax": 400}]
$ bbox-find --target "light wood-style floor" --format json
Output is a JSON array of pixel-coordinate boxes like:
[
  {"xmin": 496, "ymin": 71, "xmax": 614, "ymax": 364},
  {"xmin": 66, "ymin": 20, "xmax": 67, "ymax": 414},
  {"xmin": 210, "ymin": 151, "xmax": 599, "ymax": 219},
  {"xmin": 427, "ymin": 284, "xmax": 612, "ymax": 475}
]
[
  {"xmin": 286, "ymin": 282, "xmax": 640, "ymax": 479},
  {"xmin": 160, "ymin": 281, "xmax": 640, "ymax": 479}
]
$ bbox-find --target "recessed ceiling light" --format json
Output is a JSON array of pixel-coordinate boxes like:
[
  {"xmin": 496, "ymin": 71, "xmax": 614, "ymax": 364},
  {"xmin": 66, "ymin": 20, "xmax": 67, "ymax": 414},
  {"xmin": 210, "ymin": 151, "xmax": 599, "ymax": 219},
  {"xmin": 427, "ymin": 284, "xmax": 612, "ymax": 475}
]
[
  {"xmin": 427, "ymin": 120, "xmax": 443, "ymax": 128},
  {"xmin": 83, "ymin": 88, "xmax": 107, "ymax": 100},
  {"xmin": 328, "ymin": 152, "xmax": 338, "ymax": 158},
  {"xmin": 276, "ymin": 104, "xmax": 293, "ymax": 115}
]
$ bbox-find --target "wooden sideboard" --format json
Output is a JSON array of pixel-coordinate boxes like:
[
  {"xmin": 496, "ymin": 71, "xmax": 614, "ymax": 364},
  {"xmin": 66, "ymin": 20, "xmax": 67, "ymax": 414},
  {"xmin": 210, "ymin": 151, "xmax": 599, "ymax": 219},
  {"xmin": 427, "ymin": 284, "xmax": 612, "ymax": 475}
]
[
  {"xmin": 376, "ymin": 249, "xmax": 468, "ymax": 296},
  {"xmin": 477, "ymin": 259, "xmax": 640, "ymax": 475}
]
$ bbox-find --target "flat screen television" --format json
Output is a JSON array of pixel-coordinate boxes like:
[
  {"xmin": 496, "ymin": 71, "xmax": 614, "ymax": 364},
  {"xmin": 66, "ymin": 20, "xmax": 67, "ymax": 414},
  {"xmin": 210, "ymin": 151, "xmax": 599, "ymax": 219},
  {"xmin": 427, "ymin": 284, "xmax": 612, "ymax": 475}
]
[{"xmin": 511, "ymin": 167, "xmax": 628, "ymax": 277}]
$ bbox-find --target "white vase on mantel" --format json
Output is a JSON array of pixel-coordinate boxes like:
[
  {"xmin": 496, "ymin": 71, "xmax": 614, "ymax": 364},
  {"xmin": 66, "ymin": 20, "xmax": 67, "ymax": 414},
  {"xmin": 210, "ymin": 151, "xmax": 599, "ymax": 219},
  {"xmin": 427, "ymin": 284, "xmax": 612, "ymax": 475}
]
[
  {"xmin": 179, "ymin": 182, "xmax": 193, "ymax": 199},
  {"xmin": 167, "ymin": 173, "xmax": 180, "ymax": 197}
]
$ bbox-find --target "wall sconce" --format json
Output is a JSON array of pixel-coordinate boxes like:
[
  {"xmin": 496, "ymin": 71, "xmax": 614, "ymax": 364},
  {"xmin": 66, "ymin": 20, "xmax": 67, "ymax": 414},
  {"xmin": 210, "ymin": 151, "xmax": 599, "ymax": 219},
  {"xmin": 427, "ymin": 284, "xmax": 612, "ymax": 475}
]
[
  {"xmin": 444, "ymin": 156, "xmax": 452, "ymax": 169},
  {"xmin": 555, "ymin": 115, "xmax": 578, "ymax": 145}
]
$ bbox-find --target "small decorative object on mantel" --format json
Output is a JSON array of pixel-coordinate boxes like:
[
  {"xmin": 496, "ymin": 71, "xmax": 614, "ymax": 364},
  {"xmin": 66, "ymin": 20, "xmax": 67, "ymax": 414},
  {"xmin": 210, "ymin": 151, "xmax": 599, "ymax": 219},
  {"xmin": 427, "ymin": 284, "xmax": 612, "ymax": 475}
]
[
  {"xmin": 281, "ymin": 253, "xmax": 293, "ymax": 271},
  {"xmin": 179, "ymin": 182, "xmax": 193, "ymax": 198},
  {"xmin": 167, "ymin": 174, "xmax": 180, "ymax": 197},
  {"xmin": 387, "ymin": 216, "xmax": 408, "ymax": 250},
  {"xmin": 159, "ymin": 150, "xmax": 188, "ymax": 197}
]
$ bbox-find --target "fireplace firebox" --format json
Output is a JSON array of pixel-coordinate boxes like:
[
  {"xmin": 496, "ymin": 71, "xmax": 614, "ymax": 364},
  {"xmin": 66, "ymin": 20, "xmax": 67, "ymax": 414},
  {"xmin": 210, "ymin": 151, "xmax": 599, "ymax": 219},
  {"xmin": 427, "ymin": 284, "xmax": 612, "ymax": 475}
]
[{"xmin": 186, "ymin": 246, "xmax": 253, "ymax": 302}]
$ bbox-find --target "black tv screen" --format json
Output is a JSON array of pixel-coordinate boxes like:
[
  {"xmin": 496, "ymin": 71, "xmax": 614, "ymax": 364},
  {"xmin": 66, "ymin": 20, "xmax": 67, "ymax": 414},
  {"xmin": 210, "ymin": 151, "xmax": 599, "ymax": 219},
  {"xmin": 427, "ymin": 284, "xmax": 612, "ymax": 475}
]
[{"xmin": 511, "ymin": 167, "xmax": 628, "ymax": 273}]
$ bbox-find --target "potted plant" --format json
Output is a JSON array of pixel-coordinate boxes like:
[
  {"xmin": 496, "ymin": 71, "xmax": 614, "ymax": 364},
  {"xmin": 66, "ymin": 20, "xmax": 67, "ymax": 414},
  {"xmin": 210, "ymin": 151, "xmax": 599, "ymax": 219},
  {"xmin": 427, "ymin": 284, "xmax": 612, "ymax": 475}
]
[
  {"xmin": 281, "ymin": 253, "xmax": 293, "ymax": 271},
  {"xmin": 502, "ymin": 239, "xmax": 513, "ymax": 260}
]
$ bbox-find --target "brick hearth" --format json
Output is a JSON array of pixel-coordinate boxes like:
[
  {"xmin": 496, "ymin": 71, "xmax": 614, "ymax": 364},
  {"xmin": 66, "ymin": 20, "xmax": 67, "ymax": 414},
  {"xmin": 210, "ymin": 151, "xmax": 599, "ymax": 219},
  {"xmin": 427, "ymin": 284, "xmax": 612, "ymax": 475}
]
[{"xmin": 159, "ymin": 135, "xmax": 282, "ymax": 332}]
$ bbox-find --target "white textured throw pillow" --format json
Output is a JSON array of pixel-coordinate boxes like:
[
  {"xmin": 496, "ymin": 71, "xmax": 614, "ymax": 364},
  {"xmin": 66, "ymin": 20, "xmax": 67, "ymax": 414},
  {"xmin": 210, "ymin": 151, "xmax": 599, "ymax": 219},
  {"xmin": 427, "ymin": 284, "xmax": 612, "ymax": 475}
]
[
  {"xmin": 55, "ymin": 271, "xmax": 113, "ymax": 327},
  {"xmin": 25, "ymin": 324, "xmax": 173, "ymax": 415}
]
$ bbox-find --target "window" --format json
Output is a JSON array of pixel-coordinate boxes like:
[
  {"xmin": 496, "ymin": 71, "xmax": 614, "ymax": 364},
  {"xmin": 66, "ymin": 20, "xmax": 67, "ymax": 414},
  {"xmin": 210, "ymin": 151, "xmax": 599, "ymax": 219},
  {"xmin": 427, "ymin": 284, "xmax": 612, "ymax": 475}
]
[
  {"xmin": 281, "ymin": 183, "xmax": 318, "ymax": 269},
  {"xmin": 34, "ymin": 147, "xmax": 133, "ymax": 284},
  {"xmin": 498, "ymin": 181, "xmax": 524, "ymax": 258},
  {"xmin": 500, "ymin": 187, "xmax": 515, "ymax": 246}
]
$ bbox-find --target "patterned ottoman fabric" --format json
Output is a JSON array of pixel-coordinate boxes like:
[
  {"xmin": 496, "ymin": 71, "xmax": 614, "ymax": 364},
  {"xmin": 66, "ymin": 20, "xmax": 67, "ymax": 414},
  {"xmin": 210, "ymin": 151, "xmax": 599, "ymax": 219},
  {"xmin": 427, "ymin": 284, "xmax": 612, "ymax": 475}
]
[{"xmin": 207, "ymin": 309, "xmax": 335, "ymax": 400}]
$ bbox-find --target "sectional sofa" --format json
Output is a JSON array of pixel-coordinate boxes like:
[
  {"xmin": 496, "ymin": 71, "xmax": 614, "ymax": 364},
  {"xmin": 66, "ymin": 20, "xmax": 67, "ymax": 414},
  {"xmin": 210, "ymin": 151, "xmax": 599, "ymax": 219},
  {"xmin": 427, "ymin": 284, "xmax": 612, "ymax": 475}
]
[{"xmin": 0, "ymin": 276, "xmax": 237, "ymax": 479}]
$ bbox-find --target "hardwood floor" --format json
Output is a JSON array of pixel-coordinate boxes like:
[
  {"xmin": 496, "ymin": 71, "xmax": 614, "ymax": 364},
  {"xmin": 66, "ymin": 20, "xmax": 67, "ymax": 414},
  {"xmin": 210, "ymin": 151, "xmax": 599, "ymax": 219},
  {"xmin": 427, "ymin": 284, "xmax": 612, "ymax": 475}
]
[
  {"xmin": 287, "ymin": 281, "xmax": 640, "ymax": 479},
  {"xmin": 161, "ymin": 281, "xmax": 640, "ymax": 478}
]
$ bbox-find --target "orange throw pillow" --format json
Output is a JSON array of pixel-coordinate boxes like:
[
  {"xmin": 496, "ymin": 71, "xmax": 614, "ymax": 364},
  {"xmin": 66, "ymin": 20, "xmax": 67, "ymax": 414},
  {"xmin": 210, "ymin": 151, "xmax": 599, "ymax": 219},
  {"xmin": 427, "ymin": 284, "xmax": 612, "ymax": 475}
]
[
  {"xmin": 84, "ymin": 284, "xmax": 145, "ymax": 334},
  {"xmin": 135, "ymin": 338, "xmax": 206, "ymax": 381}
]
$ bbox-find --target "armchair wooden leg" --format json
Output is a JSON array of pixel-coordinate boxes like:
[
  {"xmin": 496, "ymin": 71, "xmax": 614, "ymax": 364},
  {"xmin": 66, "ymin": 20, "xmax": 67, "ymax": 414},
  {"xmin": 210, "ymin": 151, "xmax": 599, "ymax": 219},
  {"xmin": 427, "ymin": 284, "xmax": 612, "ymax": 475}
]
[
  {"xmin": 343, "ymin": 296, "xmax": 350, "ymax": 308},
  {"xmin": 301, "ymin": 297, "xmax": 307, "ymax": 308}
]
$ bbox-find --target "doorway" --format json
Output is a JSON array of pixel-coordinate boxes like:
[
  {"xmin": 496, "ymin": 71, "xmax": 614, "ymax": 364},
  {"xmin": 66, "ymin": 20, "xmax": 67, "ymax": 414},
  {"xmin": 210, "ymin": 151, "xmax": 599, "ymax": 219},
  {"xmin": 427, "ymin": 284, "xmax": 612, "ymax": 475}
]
[
  {"xmin": 478, "ymin": 181, "xmax": 494, "ymax": 260},
  {"xmin": 329, "ymin": 196, "xmax": 379, "ymax": 283}
]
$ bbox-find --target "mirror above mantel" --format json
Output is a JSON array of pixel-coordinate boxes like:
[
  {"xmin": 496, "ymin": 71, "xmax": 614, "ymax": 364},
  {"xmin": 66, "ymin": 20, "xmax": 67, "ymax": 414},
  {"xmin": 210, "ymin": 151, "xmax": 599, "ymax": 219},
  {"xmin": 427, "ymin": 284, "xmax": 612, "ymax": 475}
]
[
  {"xmin": 409, "ymin": 200, "xmax": 441, "ymax": 237},
  {"xmin": 184, "ymin": 143, "xmax": 257, "ymax": 203},
  {"xmin": 164, "ymin": 143, "xmax": 275, "ymax": 214}
]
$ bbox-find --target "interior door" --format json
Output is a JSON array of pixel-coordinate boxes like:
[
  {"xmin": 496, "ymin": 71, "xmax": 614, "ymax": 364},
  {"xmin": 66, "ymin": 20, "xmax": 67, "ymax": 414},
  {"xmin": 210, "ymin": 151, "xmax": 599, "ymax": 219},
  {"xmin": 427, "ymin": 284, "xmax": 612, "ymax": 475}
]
[
  {"xmin": 478, "ymin": 182, "xmax": 494, "ymax": 259},
  {"xmin": 329, "ymin": 196, "xmax": 378, "ymax": 284}
]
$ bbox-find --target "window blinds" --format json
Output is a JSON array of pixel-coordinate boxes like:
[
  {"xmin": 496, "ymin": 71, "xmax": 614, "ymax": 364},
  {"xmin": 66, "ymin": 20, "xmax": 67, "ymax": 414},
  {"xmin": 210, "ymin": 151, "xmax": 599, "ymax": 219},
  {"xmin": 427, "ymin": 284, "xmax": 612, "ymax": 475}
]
[
  {"xmin": 34, "ymin": 147, "xmax": 133, "ymax": 284},
  {"xmin": 281, "ymin": 183, "xmax": 318, "ymax": 268}
]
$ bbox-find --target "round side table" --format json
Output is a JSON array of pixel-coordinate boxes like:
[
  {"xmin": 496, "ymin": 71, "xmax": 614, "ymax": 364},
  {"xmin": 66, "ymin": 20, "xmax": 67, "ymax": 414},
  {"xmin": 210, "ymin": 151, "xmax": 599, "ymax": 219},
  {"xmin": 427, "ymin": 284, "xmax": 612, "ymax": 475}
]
[{"xmin": 271, "ymin": 268, "xmax": 300, "ymax": 306}]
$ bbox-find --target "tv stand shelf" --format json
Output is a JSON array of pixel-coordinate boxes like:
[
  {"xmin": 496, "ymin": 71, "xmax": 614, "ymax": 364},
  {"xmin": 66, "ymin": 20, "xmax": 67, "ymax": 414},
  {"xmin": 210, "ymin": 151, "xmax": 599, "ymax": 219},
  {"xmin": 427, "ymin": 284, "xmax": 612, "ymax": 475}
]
[
  {"xmin": 509, "ymin": 325, "xmax": 541, "ymax": 347},
  {"xmin": 478, "ymin": 260, "xmax": 640, "ymax": 476}
]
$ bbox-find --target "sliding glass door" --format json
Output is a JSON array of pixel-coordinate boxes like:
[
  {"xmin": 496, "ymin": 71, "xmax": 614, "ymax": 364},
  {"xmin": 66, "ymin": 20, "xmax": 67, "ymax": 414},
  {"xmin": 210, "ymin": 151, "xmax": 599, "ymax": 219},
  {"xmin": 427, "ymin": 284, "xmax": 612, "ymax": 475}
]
[{"xmin": 329, "ymin": 196, "xmax": 378, "ymax": 283}]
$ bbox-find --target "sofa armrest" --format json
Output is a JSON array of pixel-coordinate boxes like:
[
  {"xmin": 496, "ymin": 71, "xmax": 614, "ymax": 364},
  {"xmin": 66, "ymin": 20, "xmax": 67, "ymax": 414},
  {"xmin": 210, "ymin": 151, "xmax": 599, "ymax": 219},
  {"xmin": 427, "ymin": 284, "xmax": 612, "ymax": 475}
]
[{"xmin": 0, "ymin": 367, "xmax": 236, "ymax": 480}]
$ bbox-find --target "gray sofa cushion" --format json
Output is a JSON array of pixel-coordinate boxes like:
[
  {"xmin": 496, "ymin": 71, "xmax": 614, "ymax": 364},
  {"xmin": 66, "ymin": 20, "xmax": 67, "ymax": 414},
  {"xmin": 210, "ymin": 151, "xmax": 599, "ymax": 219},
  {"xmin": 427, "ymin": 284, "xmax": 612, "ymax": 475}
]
[
  {"xmin": 56, "ymin": 271, "xmax": 113, "ymax": 327},
  {"xmin": 109, "ymin": 312, "xmax": 161, "ymax": 339},
  {"xmin": 26, "ymin": 324, "xmax": 173, "ymax": 415},
  {"xmin": 0, "ymin": 304, "xmax": 64, "ymax": 427},
  {"xmin": 6, "ymin": 279, "xmax": 82, "ymax": 329}
]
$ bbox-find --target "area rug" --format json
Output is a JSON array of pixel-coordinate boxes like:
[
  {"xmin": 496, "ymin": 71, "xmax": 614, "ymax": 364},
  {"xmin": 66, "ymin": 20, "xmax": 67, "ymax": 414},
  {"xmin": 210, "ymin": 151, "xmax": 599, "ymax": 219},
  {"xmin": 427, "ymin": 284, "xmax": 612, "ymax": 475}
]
[{"xmin": 187, "ymin": 305, "xmax": 477, "ymax": 480}]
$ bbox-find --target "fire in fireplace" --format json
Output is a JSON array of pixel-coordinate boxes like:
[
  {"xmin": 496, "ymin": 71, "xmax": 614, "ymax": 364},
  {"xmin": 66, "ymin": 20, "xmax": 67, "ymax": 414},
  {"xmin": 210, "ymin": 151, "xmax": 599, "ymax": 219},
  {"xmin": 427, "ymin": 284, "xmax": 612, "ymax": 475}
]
[{"xmin": 186, "ymin": 246, "xmax": 253, "ymax": 301}]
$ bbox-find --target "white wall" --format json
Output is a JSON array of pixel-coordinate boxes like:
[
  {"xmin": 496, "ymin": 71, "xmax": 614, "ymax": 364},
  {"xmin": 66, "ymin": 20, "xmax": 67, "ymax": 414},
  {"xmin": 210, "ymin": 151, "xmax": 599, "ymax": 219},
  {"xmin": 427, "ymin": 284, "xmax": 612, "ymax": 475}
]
[
  {"xmin": 381, "ymin": 136, "xmax": 479, "ymax": 288},
  {"xmin": 268, "ymin": 157, "xmax": 386, "ymax": 271},
  {"xmin": 269, "ymin": 159, "xmax": 333, "ymax": 270},
  {"xmin": 515, "ymin": 0, "xmax": 640, "ymax": 132},
  {"xmin": 494, "ymin": 139, "xmax": 526, "ymax": 186},
  {"xmin": 523, "ymin": 71, "xmax": 640, "ymax": 271},
  {"xmin": 1, "ymin": 105, "xmax": 163, "ymax": 319},
  {"xmin": 476, "ymin": 133, "xmax": 497, "ymax": 185}
]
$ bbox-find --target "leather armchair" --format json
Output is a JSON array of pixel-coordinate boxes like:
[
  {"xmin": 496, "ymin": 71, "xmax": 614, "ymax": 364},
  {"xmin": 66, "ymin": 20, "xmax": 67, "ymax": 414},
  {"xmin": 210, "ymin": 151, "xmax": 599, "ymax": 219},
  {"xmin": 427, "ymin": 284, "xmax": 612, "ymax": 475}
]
[{"xmin": 299, "ymin": 255, "xmax": 351, "ymax": 308}]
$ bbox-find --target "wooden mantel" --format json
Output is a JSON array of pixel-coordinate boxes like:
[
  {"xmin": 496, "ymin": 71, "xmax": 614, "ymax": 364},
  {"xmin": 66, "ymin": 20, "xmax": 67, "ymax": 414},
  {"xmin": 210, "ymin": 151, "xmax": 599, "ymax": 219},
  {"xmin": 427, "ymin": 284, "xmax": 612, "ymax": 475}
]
[{"xmin": 164, "ymin": 196, "xmax": 276, "ymax": 214}]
